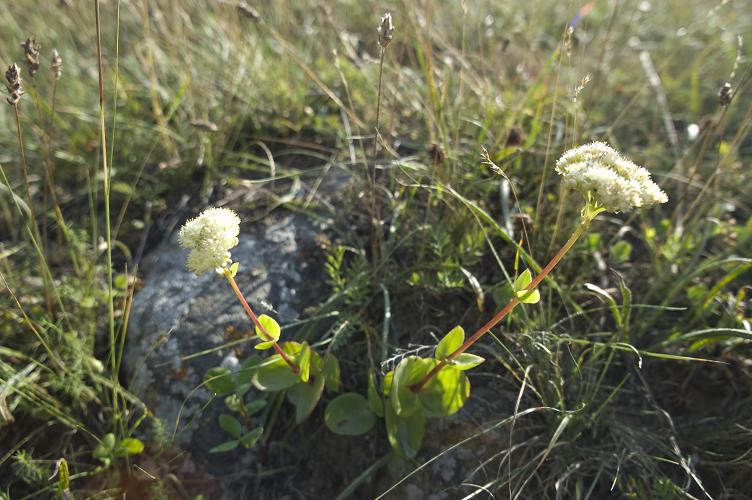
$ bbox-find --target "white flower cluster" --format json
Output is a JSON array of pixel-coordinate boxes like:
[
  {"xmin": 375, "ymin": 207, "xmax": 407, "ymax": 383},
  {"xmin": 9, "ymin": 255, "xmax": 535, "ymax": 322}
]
[
  {"xmin": 178, "ymin": 207, "xmax": 240, "ymax": 276},
  {"xmin": 555, "ymin": 142, "xmax": 668, "ymax": 212}
]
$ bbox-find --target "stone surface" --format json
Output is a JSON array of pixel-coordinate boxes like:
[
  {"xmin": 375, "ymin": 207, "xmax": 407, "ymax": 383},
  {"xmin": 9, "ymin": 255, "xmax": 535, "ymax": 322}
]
[
  {"xmin": 125, "ymin": 213, "xmax": 323, "ymax": 474},
  {"xmin": 124, "ymin": 210, "xmax": 520, "ymax": 498}
]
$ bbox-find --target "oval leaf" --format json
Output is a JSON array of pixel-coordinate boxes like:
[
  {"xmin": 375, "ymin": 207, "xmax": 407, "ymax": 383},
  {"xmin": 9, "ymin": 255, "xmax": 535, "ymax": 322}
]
[
  {"xmin": 240, "ymin": 427, "xmax": 263, "ymax": 448},
  {"xmin": 252, "ymin": 355, "xmax": 299, "ymax": 391},
  {"xmin": 451, "ymin": 353, "xmax": 485, "ymax": 371},
  {"xmin": 254, "ymin": 340, "xmax": 276, "ymax": 351},
  {"xmin": 322, "ymin": 354, "xmax": 341, "ymax": 393},
  {"xmin": 295, "ymin": 342, "xmax": 312, "ymax": 383},
  {"xmin": 288, "ymin": 376, "xmax": 325, "ymax": 424},
  {"xmin": 385, "ymin": 403, "xmax": 424, "ymax": 459},
  {"xmin": 116, "ymin": 438, "xmax": 144, "ymax": 456},
  {"xmin": 382, "ymin": 370, "xmax": 394, "ymax": 397},
  {"xmin": 325, "ymin": 393, "xmax": 376, "ymax": 436},
  {"xmin": 204, "ymin": 367, "xmax": 235, "ymax": 395},
  {"xmin": 255, "ymin": 314, "xmax": 281, "ymax": 343},
  {"xmin": 435, "ymin": 326, "xmax": 464, "ymax": 360},
  {"xmin": 515, "ymin": 288, "xmax": 540, "ymax": 304},
  {"xmin": 512, "ymin": 269, "xmax": 533, "ymax": 291},
  {"xmin": 390, "ymin": 357, "xmax": 435, "ymax": 417},
  {"xmin": 210, "ymin": 440, "xmax": 239, "ymax": 453},
  {"xmin": 245, "ymin": 399, "xmax": 267, "ymax": 416},
  {"xmin": 218, "ymin": 414, "xmax": 242, "ymax": 439},
  {"xmin": 419, "ymin": 366, "xmax": 470, "ymax": 417}
]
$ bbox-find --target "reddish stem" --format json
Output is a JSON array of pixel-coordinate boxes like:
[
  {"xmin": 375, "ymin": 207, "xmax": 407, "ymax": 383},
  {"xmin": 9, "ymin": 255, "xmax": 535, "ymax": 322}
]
[
  {"xmin": 411, "ymin": 222, "xmax": 588, "ymax": 392},
  {"xmin": 223, "ymin": 268, "xmax": 298, "ymax": 372}
]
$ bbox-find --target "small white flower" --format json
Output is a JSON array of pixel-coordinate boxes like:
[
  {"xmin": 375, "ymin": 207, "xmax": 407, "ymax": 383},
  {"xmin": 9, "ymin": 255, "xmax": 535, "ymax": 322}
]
[
  {"xmin": 555, "ymin": 142, "xmax": 668, "ymax": 212},
  {"xmin": 178, "ymin": 207, "xmax": 240, "ymax": 276}
]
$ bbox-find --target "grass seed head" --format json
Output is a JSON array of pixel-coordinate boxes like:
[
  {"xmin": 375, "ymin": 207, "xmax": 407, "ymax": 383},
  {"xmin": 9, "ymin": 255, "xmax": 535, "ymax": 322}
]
[
  {"xmin": 5, "ymin": 63, "xmax": 23, "ymax": 106},
  {"xmin": 51, "ymin": 49, "xmax": 63, "ymax": 80},
  {"xmin": 21, "ymin": 37, "xmax": 41, "ymax": 76},
  {"xmin": 378, "ymin": 13, "xmax": 394, "ymax": 48},
  {"xmin": 719, "ymin": 82, "xmax": 733, "ymax": 107}
]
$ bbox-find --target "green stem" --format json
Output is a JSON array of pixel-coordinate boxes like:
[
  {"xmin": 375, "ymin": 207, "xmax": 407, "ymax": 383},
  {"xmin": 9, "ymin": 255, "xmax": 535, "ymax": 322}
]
[
  {"xmin": 222, "ymin": 268, "xmax": 298, "ymax": 373},
  {"xmin": 411, "ymin": 218, "xmax": 592, "ymax": 392},
  {"xmin": 370, "ymin": 47, "xmax": 386, "ymax": 268},
  {"xmin": 94, "ymin": 0, "xmax": 118, "ymax": 431}
]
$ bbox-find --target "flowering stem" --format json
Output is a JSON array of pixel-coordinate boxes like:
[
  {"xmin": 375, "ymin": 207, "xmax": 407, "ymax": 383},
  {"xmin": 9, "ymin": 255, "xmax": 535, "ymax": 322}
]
[
  {"xmin": 369, "ymin": 46, "xmax": 386, "ymax": 268},
  {"xmin": 222, "ymin": 268, "xmax": 298, "ymax": 373},
  {"xmin": 411, "ymin": 218, "xmax": 592, "ymax": 393}
]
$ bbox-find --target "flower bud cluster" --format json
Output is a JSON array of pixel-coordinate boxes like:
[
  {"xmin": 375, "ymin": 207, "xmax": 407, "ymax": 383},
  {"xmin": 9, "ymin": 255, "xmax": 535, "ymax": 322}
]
[
  {"xmin": 179, "ymin": 208, "xmax": 240, "ymax": 275},
  {"xmin": 555, "ymin": 142, "xmax": 668, "ymax": 212}
]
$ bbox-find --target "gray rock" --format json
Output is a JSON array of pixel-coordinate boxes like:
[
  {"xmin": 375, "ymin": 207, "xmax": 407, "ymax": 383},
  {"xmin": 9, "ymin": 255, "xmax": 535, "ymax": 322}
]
[{"xmin": 125, "ymin": 213, "xmax": 323, "ymax": 473}]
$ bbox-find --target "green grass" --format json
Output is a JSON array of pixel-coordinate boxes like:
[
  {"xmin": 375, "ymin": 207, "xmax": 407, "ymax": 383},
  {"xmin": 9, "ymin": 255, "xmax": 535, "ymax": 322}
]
[{"xmin": 1, "ymin": 0, "xmax": 751, "ymax": 498}]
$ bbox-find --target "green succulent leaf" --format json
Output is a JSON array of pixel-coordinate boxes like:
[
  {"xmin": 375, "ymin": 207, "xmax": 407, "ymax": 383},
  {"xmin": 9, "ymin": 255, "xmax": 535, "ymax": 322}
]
[
  {"xmin": 325, "ymin": 393, "xmax": 377, "ymax": 436},
  {"xmin": 116, "ymin": 438, "xmax": 144, "ymax": 457},
  {"xmin": 513, "ymin": 269, "xmax": 532, "ymax": 290},
  {"xmin": 229, "ymin": 262, "xmax": 239, "ymax": 277},
  {"xmin": 294, "ymin": 342, "xmax": 312, "ymax": 383},
  {"xmin": 252, "ymin": 354, "xmax": 299, "ymax": 391},
  {"xmin": 385, "ymin": 403, "xmax": 425, "ymax": 459},
  {"xmin": 451, "ymin": 353, "xmax": 485, "ymax": 371},
  {"xmin": 239, "ymin": 428, "xmax": 264, "ymax": 448},
  {"xmin": 288, "ymin": 375, "xmax": 325, "ymax": 423},
  {"xmin": 516, "ymin": 288, "xmax": 541, "ymax": 304},
  {"xmin": 419, "ymin": 366, "xmax": 470, "ymax": 417},
  {"xmin": 368, "ymin": 372, "xmax": 384, "ymax": 417},
  {"xmin": 322, "ymin": 354, "xmax": 341, "ymax": 393},
  {"xmin": 210, "ymin": 440, "xmax": 239, "ymax": 453},
  {"xmin": 204, "ymin": 367, "xmax": 235, "ymax": 395},
  {"xmin": 382, "ymin": 370, "xmax": 394, "ymax": 397},
  {"xmin": 254, "ymin": 340, "xmax": 276, "ymax": 350},
  {"xmin": 219, "ymin": 414, "xmax": 242, "ymax": 438},
  {"xmin": 94, "ymin": 433, "xmax": 116, "ymax": 457},
  {"xmin": 245, "ymin": 399, "xmax": 267, "ymax": 416},
  {"xmin": 435, "ymin": 326, "xmax": 464, "ymax": 360},
  {"xmin": 255, "ymin": 314, "xmax": 281, "ymax": 344},
  {"xmin": 513, "ymin": 269, "xmax": 540, "ymax": 304},
  {"xmin": 237, "ymin": 355, "xmax": 263, "ymax": 385},
  {"xmin": 390, "ymin": 357, "xmax": 435, "ymax": 417}
]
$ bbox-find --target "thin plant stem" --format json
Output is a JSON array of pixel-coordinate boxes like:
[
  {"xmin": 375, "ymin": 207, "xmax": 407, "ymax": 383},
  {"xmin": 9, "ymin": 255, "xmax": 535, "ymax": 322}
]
[
  {"xmin": 411, "ymin": 219, "xmax": 591, "ymax": 392},
  {"xmin": 13, "ymin": 104, "xmax": 54, "ymax": 313},
  {"xmin": 43, "ymin": 78, "xmax": 67, "ymax": 261},
  {"xmin": 94, "ymin": 0, "xmax": 118, "ymax": 431},
  {"xmin": 222, "ymin": 268, "xmax": 298, "ymax": 372},
  {"xmin": 13, "ymin": 106, "xmax": 37, "ymax": 237},
  {"xmin": 370, "ymin": 47, "xmax": 386, "ymax": 267}
]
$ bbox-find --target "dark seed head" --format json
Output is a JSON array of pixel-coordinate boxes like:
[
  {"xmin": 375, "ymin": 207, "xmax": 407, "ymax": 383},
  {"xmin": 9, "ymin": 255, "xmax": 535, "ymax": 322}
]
[{"xmin": 719, "ymin": 82, "xmax": 733, "ymax": 107}]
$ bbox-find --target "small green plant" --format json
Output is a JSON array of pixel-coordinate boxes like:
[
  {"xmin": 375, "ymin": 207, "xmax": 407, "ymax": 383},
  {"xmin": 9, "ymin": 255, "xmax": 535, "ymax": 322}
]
[
  {"xmin": 92, "ymin": 433, "xmax": 144, "ymax": 469},
  {"xmin": 179, "ymin": 208, "xmax": 342, "ymax": 450},
  {"xmin": 325, "ymin": 142, "xmax": 669, "ymax": 457}
]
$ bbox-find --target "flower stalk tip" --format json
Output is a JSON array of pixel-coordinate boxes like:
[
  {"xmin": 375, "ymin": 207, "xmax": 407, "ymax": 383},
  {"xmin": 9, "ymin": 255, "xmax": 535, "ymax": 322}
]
[
  {"xmin": 5, "ymin": 64, "xmax": 23, "ymax": 106},
  {"xmin": 378, "ymin": 13, "xmax": 394, "ymax": 48},
  {"xmin": 21, "ymin": 37, "xmax": 41, "ymax": 77}
]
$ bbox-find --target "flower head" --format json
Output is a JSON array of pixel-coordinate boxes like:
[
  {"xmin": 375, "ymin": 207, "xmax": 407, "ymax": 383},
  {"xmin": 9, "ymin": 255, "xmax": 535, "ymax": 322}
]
[
  {"xmin": 5, "ymin": 64, "xmax": 23, "ymax": 106},
  {"xmin": 21, "ymin": 37, "xmax": 41, "ymax": 76},
  {"xmin": 555, "ymin": 142, "xmax": 668, "ymax": 213},
  {"xmin": 178, "ymin": 207, "xmax": 240, "ymax": 276},
  {"xmin": 51, "ymin": 49, "xmax": 63, "ymax": 80},
  {"xmin": 378, "ymin": 13, "xmax": 394, "ymax": 48}
]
